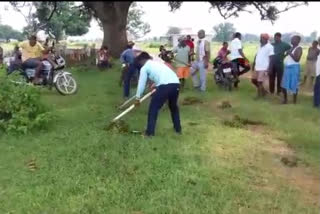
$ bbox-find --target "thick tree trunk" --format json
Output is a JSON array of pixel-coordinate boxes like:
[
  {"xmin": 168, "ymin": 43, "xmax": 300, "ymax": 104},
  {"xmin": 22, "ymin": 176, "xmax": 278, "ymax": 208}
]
[
  {"xmin": 84, "ymin": 1, "xmax": 132, "ymax": 58},
  {"xmin": 101, "ymin": 17, "xmax": 128, "ymax": 57}
]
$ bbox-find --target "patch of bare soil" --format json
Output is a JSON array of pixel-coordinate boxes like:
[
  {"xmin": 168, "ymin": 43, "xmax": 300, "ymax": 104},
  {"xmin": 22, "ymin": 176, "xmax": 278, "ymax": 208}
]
[
  {"xmin": 247, "ymin": 124, "xmax": 320, "ymax": 207},
  {"xmin": 182, "ymin": 97, "xmax": 203, "ymax": 105},
  {"xmin": 217, "ymin": 101, "xmax": 232, "ymax": 109}
]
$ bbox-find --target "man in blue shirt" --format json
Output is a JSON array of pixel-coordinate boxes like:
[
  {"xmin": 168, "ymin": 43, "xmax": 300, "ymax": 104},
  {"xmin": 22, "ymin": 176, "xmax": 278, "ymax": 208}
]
[
  {"xmin": 120, "ymin": 41, "xmax": 138, "ymax": 99},
  {"xmin": 134, "ymin": 52, "xmax": 181, "ymax": 137}
]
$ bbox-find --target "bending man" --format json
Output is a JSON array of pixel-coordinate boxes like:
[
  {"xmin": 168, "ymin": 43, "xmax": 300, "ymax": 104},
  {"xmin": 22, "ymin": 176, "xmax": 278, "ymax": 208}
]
[{"xmin": 134, "ymin": 52, "xmax": 181, "ymax": 137}]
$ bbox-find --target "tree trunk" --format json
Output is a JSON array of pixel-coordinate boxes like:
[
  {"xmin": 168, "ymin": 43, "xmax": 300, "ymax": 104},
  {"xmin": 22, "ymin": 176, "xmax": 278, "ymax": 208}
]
[{"xmin": 84, "ymin": 2, "xmax": 132, "ymax": 58}]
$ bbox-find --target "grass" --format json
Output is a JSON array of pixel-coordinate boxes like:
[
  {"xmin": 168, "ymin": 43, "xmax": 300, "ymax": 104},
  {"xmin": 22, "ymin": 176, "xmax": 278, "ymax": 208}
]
[{"xmin": 0, "ymin": 50, "xmax": 319, "ymax": 213}]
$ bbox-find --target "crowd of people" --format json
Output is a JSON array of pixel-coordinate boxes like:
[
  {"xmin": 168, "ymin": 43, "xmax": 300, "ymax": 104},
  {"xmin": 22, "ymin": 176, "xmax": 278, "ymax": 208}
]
[
  {"xmin": 118, "ymin": 30, "xmax": 320, "ymax": 137},
  {"xmin": 1, "ymin": 30, "xmax": 319, "ymax": 137}
]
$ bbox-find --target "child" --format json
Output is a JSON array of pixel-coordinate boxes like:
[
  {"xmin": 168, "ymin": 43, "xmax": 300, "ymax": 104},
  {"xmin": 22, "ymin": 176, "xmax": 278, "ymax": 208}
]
[{"xmin": 217, "ymin": 42, "xmax": 231, "ymax": 63}]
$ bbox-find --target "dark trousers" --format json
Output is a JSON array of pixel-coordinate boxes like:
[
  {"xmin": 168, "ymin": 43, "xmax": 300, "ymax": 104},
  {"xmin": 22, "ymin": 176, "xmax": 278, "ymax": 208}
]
[
  {"xmin": 269, "ymin": 62, "xmax": 283, "ymax": 94},
  {"xmin": 123, "ymin": 64, "xmax": 137, "ymax": 98},
  {"xmin": 146, "ymin": 83, "xmax": 181, "ymax": 136},
  {"xmin": 314, "ymin": 75, "xmax": 320, "ymax": 107}
]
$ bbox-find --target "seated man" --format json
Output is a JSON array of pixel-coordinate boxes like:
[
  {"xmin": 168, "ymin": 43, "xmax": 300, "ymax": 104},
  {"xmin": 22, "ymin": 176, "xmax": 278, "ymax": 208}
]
[
  {"xmin": 7, "ymin": 45, "xmax": 22, "ymax": 74},
  {"xmin": 19, "ymin": 35, "xmax": 46, "ymax": 83},
  {"xmin": 97, "ymin": 46, "xmax": 111, "ymax": 70}
]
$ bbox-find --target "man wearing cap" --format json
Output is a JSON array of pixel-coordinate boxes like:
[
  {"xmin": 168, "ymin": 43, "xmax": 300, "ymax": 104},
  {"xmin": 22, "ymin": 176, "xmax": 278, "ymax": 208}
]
[
  {"xmin": 19, "ymin": 35, "xmax": 46, "ymax": 84},
  {"xmin": 120, "ymin": 41, "xmax": 139, "ymax": 99},
  {"xmin": 252, "ymin": 33, "xmax": 274, "ymax": 99},
  {"xmin": 190, "ymin": 29, "xmax": 211, "ymax": 92}
]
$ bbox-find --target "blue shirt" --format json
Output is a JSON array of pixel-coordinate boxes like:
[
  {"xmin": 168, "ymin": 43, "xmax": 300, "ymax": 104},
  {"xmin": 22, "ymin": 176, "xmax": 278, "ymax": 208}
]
[
  {"xmin": 120, "ymin": 48, "xmax": 135, "ymax": 65},
  {"xmin": 136, "ymin": 60, "xmax": 180, "ymax": 98}
]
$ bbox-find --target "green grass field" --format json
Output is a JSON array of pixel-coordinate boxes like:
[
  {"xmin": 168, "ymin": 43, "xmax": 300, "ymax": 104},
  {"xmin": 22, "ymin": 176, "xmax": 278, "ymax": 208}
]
[{"xmin": 0, "ymin": 53, "xmax": 319, "ymax": 213}]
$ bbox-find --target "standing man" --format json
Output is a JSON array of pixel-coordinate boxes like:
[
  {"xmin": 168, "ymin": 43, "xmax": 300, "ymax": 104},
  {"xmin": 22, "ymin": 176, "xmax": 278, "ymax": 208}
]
[
  {"xmin": 190, "ymin": 30, "xmax": 210, "ymax": 92},
  {"xmin": 269, "ymin": 32, "xmax": 291, "ymax": 95},
  {"xmin": 185, "ymin": 35, "xmax": 195, "ymax": 62},
  {"xmin": 301, "ymin": 40, "xmax": 320, "ymax": 90},
  {"xmin": 120, "ymin": 41, "xmax": 138, "ymax": 100},
  {"xmin": 172, "ymin": 36, "xmax": 190, "ymax": 90},
  {"xmin": 230, "ymin": 32, "xmax": 249, "ymax": 88},
  {"xmin": 252, "ymin": 34, "xmax": 274, "ymax": 99},
  {"xmin": 134, "ymin": 52, "xmax": 181, "ymax": 137},
  {"xmin": 19, "ymin": 35, "xmax": 46, "ymax": 84},
  {"xmin": 313, "ymin": 37, "xmax": 320, "ymax": 108}
]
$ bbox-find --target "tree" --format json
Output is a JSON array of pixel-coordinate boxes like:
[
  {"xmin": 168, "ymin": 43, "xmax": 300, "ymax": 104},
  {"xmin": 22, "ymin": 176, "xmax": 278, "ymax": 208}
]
[
  {"xmin": 12, "ymin": 2, "xmax": 91, "ymax": 42},
  {"xmin": 0, "ymin": 25, "xmax": 24, "ymax": 42},
  {"xmin": 126, "ymin": 2, "xmax": 151, "ymax": 40},
  {"xmin": 13, "ymin": 1, "xmax": 307, "ymax": 57},
  {"xmin": 166, "ymin": 26, "xmax": 181, "ymax": 35},
  {"xmin": 213, "ymin": 22, "xmax": 236, "ymax": 42},
  {"xmin": 35, "ymin": 2, "xmax": 91, "ymax": 42},
  {"xmin": 242, "ymin": 33, "xmax": 259, "ymax": 42}
]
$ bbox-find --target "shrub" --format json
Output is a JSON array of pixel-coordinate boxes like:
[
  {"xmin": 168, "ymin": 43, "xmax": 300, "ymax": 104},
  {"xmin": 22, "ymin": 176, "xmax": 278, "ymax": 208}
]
[
  {"xmin": 148, "ymin": 42, "xmax": 162, "ymax": 49},
  {"xmin": 0, "ymin": 74, "xmax": 53, "ymax": 134}
]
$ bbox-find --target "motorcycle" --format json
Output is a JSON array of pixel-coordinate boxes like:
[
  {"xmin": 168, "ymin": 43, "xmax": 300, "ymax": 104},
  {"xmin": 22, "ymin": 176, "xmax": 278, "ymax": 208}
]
[
  {"xmin": 7, "ymin": 53, "xmax": 78, "ymax": 96},
  {"xmin": 213, "ymin": 56, "xmax": 236, "ymax": 91}
]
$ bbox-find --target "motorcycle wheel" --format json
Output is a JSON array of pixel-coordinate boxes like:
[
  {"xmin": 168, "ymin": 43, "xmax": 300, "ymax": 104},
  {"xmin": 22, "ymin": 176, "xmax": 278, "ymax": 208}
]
[{"xmin": 55, "ymin": 74, "xmax": 77, "ymax": 95}]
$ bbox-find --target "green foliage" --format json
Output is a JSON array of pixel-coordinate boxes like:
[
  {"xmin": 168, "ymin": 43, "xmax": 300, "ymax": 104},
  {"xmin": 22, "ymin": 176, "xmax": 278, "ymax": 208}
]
[
  {"xmin": 34, "ymin": 2, "xmax": 91, "ymax": 41},
  {"xmin": 0, "ymin": 24, "xmax": 24, "ymax": 42},
  {"xmin": 213, "ymin": 22, "xmax": 236, "ymax": 42},
  {"xmin": 148, "ymin": 42, "xmax": 163, "ymax": 48},
  {"xmin": 0, "ymin": 75, "xmax": 53, "ymax": 134},
  {"xmin": 127, "ymin": 2, "xmax": 151, "ymax": 40}
]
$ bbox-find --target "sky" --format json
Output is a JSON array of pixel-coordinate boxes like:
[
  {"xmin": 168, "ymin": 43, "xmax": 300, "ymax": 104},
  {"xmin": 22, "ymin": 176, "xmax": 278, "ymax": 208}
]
[{"xmin": 0, "ymin": 1, "xmax": 320, "ymax": 40}]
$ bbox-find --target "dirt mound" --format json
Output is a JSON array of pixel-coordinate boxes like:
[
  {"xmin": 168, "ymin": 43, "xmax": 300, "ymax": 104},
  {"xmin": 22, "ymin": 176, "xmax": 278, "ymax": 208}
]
[
  {"xmin": 105, "ymin": 120, "xmax": 130, "ymax": 133},
  {"xmin": 182, "ymin": 97, "xmax": 203, "ymax": 105},
  {"xmin": 218, "ymin": 101, "xmax": 232, "ymax": 109},
  {"xmin": 223, "ymin": 115, "xmax": 266, "ymax": 128}
]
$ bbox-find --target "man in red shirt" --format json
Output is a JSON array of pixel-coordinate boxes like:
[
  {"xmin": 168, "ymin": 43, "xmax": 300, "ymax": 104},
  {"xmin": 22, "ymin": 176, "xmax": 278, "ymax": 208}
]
[{"xmin": 185, "ymin": 35, "xmax": 195, "ymax": 62}]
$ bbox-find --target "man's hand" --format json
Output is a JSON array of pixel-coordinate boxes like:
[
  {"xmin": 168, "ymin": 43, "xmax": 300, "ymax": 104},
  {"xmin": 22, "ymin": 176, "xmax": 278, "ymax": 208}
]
[
  {"xmin": 149, "ymin": 83, "xmax": 156, "ymax": 90},
  {"xmin": 134, "ymin": 98, "xmax": 140, "ymax": 107}
]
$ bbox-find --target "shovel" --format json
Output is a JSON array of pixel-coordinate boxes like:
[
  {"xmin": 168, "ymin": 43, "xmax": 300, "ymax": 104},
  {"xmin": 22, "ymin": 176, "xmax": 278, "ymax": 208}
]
[{"xmin": 111, "ymin": 88, "xmax": 156, "ymax": 123}]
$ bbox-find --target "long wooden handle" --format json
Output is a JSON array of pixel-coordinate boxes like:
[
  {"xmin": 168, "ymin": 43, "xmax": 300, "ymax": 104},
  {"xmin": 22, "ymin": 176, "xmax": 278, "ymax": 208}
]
[
  {"xmin": 118, "ymin": 95, "xmax": 136, "ymax": 110},
  {"xmin": 112, "ymin": 89, "xmax": 156, "ymax": 123}
]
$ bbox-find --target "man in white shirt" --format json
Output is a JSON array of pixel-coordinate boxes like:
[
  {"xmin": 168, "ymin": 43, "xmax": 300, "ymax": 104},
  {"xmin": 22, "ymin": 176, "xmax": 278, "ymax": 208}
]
[
  {"xmin": 313, "ymin": 37, "xmax": 320, "ymax": 108},
  {"xmin": 252, "ymin": 33, "xmax": 274, "ymax": 99},
  {"xmin": 230, "ymin": 32, "xmax": 250, "ymax": 88}
]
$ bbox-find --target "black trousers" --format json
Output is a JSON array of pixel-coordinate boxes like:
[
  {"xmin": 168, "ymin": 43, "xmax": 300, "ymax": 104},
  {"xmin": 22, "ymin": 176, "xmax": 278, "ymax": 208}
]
[
  {"xmin": 269, "ymin": 62, "xmax": 284, "ymax": 94},
  {"xmin": 146, "ymin": 83, "xmax": 181, "ymax": 136}
]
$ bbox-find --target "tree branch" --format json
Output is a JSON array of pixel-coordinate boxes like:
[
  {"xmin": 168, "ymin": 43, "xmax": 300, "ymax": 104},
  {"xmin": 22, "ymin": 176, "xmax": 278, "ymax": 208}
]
[{"xmin": 46, "ymin": 2, "xmax": 57, "ymax": 21}]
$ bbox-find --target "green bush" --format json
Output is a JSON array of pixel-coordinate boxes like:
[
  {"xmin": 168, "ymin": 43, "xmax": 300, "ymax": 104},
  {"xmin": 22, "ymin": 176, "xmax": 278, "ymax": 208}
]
[
  {"xmin": 0, "ymin": 75, "xmax": 53, "ymax": 134},
  {"xmin": 148, "ymin": 42, "xmax": 162, "ymax": 49}
]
